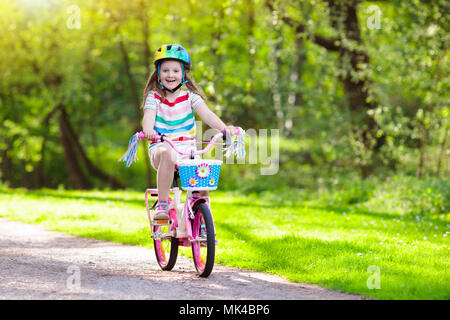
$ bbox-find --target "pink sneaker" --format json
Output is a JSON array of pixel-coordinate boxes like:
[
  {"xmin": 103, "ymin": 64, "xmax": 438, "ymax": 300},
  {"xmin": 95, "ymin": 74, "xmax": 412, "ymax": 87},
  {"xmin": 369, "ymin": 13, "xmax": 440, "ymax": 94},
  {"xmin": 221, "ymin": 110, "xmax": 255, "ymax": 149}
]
[{"xmin": 154, "ymin": 201, "xmax": 169, "ymax": 220}]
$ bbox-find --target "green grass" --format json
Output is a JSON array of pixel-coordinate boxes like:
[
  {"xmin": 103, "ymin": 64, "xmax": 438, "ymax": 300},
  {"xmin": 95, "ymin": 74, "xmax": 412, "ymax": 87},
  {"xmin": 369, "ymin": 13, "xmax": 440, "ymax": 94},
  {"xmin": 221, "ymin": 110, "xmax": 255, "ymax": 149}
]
[{"xmin": 0, "ymin": 183, "xmax": 448, "ymax": 300}]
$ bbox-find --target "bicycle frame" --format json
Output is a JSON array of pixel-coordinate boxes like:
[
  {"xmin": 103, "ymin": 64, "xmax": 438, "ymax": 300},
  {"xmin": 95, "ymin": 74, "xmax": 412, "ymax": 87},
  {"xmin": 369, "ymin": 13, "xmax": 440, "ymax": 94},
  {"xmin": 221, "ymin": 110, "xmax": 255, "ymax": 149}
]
[
  {"xmin": 145, "ymin": 187, "xmax": 213, "ymax": 246},
  {"xmin": 141, "ymin": 131, "xmax": 226, "ymax": 245}
]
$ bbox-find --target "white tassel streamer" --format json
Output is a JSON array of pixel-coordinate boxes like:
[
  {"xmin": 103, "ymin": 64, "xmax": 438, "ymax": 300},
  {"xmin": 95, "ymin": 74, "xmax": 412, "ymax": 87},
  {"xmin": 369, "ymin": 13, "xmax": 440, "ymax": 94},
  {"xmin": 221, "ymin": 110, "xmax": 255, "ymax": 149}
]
[
  {"xmin": 224, "ymin": 128, "xmax": 246, "ymax": 160},
  {"xmin": 118, "ymin": 132, "xmax": 140, "ymax": 167}
]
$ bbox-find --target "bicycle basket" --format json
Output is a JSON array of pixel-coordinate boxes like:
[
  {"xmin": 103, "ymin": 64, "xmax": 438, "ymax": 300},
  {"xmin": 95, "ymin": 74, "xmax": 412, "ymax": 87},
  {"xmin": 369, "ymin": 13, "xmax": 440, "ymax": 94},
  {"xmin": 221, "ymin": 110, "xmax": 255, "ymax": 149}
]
[{"xmin": 177, "ymin": 159, "xmax": 222, "ymax": 191}]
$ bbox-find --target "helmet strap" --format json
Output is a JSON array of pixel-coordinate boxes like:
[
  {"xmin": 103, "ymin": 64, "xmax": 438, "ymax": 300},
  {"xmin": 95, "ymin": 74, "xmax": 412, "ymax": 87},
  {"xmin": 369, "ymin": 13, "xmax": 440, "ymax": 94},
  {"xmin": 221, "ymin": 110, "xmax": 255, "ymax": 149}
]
[{"xmin": 157, "ymin": 62, "xmax": 189, "ymax": 93}]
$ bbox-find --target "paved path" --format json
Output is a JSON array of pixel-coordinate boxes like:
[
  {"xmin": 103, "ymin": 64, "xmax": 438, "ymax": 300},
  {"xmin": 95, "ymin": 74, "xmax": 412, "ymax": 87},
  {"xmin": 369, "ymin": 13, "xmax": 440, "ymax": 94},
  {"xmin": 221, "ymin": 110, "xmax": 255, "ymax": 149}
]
[{"xmin": 0, "ymin": 218, "xmax": 365, "ymax": 300}]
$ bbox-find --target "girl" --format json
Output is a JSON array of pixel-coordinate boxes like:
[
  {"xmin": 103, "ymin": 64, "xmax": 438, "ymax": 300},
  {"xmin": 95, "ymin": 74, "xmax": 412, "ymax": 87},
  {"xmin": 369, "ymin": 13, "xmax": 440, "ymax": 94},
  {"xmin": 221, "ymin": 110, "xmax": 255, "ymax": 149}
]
[{"xmin": 141, "ymin": 44, "xmax": 237, "ymax": 220}]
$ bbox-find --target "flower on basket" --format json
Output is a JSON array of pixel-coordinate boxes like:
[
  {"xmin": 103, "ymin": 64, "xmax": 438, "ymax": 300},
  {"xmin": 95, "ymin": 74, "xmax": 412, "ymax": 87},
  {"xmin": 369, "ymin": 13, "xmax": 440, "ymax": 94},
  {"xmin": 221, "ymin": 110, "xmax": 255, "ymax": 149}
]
[
  {"xmin": 196, "ymin": 163, "xmax": 211, "ymax": 179},
  {"xmin": 188, "ymin": 177, "xmax": 199, "ymax": 187},
  {"xmin": 208, "ymin": 178, "xmax": 215, "ymax": 186}
]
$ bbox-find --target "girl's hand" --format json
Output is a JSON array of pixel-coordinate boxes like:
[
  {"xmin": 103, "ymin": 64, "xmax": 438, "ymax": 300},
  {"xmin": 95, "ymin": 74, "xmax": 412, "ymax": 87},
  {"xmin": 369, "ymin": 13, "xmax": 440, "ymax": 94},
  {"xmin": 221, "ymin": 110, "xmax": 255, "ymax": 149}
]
[
  {"xmin": 143, "ymin": 128, "xmax": 156, "ymax": 141},
  {"xmin": 223, "ymin": 125, "xmax": 239, "ymax": 137}
]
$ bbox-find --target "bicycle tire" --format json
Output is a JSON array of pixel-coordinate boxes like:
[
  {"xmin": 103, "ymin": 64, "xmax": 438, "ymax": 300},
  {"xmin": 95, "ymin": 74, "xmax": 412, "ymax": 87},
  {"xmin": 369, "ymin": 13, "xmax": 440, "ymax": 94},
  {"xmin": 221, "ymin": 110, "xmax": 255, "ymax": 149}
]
[
  {"xmin": 191, "ymin": 202, "xmax": 215, "ymax": 277},
  {"xmin": 153, "ymin": 224, "xmax": 179, "ymax": 271}
]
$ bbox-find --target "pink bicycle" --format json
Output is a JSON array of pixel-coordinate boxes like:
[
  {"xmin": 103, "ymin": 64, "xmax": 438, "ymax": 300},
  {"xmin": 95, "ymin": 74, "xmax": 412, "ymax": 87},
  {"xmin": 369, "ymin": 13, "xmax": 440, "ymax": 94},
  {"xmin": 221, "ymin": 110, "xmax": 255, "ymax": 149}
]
[{"xmin": 120, "ymin": 128, "xmax": 245, "ymax": 277}]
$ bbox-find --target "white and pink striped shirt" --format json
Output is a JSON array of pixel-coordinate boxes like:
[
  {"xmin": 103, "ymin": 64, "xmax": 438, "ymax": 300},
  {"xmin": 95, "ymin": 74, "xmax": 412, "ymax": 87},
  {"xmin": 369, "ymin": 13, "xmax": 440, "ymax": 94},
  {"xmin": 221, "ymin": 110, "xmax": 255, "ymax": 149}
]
[{"xmin": 144, "ymin": 88, "xmax": 204, "ymax": 141}]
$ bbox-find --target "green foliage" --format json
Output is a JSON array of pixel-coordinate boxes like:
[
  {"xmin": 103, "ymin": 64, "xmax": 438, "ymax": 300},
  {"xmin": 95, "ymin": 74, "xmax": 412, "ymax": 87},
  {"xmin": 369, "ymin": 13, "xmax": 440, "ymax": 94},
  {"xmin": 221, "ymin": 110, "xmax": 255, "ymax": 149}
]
[
  {"xmin": 361, "ymin": 176, "xmax": 449, "ymax": 217},
  {"xmin": 0, "ymin": 0, "xmax": 447, "ymax": 189},
  {"xmin": 315, "ymin": 175, "xmax": 449, "ymax": 217}
]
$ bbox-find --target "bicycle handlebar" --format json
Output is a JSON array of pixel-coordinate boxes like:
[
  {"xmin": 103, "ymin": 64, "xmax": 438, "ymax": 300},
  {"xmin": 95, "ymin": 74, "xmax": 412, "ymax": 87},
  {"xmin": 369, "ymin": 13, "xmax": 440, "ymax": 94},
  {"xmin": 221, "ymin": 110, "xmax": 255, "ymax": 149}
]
[
  {"xmin": 120, "ymin": 127, "xmax": 244, "ymax": 167},
  {"xmin": 138, "ymin": 129, "xmax": 235, "ymax": 157}
]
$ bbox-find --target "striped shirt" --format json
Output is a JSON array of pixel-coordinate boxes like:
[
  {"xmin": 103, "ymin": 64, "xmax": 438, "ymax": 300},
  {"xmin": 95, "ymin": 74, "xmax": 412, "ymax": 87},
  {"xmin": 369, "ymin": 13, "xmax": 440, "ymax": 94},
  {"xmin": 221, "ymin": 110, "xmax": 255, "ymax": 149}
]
[{"xmin": 143, "ymin": 88, "xmax": 204, "ymax": 140}]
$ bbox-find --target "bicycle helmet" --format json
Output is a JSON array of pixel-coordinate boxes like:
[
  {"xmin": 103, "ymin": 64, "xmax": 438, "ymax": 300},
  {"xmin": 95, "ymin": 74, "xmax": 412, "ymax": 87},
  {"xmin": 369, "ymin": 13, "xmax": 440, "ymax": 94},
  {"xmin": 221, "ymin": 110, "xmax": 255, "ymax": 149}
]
[
  {"xmin": 154, "ymin": 44, "xmax": 191, "ymax": 66},
  {"xmin": 154, "ymin": 44, "xmax": 191, "ymax": 93}
]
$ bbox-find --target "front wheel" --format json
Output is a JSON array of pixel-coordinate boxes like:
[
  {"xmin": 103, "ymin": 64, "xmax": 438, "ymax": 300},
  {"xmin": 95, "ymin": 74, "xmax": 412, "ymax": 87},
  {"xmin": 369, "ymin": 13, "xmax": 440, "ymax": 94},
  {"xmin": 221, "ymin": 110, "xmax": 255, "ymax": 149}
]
[
  {"xmin": 191, "ymin": 203, "xmax": 215, "ymax": 277},
  {"xmin": 153, "ymin": 223, "xmax": 178, "ymax": 271}
]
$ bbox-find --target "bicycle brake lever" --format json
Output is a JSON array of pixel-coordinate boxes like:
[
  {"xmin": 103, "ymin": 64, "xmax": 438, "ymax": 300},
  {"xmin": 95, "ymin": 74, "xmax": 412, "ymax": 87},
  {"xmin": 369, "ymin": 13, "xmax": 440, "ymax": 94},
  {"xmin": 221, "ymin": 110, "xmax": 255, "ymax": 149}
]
[{"xmin": 221, "ymin": 130, "xmax": 231, "ymax": 146}]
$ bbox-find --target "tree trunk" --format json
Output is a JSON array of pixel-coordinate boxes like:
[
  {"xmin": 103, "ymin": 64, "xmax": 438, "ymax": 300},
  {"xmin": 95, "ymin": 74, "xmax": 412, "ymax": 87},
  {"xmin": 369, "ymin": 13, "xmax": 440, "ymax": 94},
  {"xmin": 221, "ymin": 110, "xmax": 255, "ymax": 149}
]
[
  {"xmin": 60, "ymin": 105, "xmax": 124, "ymax": 189},
  {"xmin": 285, "ymin": 35, "xmax": 306, "ymax": 137},
  {"xmin": 35, "ymin": 107, "xmax": 57, "ymax": 188},
  {"xmin": 416, "ymin": 124, "xmax": 426, "ymax": 178},
  {"xmin": 139, "ymin": 0, "xmax": 154, "ymax": 187},
  {"xmin": 58, "ymin": 105, "xmax": 92, "ymax": 189},
  {"xmin": 0, "ymin": 92, "xmax": 14, "ymax": 187},
  {"xmin": 208, "ymin": 1, "xmax": 224, "ymax": 106},
  {"xmin": 116, "ymin": 29, "xmax": 141, "ymax": 129},
  {"xmin": 270, "ymin": 26, "xmax": 285, "ymax": 132},
  {"xmin": 59, "ymin": 104, "xmax": 125, "ymax": 189},
  {"xmin": 211, "ymin": 4, "xmax": 224, "ymax": 70},
  {"xmin": 0, "ymin": 147, "xmax": 14, "ymax": 187},
  {"xmin": 116, "ymin": 20, "xmax": 153, "ymax": 187},
  {"xmin": 435, "ymin": 122, "xmax": 447, "ymax": 177},
  {"xmin": 246, "ymin": 0, "xmax": 257, "ymax": 129},
  {"xmin": 328, "ymin": 0, "xmax": 383, "ymax": 152}
]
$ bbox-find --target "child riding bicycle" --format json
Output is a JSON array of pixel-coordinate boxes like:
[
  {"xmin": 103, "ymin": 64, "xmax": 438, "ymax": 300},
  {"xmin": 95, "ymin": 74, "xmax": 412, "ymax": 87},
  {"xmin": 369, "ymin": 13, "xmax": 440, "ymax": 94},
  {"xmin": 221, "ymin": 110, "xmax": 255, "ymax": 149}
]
[{"xmin": 141, "ymin": 44, "xmax": 238, "ymax": 220}]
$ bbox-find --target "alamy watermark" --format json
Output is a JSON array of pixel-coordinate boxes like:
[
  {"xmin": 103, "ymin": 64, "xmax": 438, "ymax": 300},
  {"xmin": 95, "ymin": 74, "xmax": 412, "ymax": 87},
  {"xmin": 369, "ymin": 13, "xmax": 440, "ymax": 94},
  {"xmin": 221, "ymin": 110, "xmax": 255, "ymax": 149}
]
[
  {"xmin": 66, "ymin": 5, "xmax": 81, "ymax": 30},
  {"xmin": 197, "ymin": 122, "xmax": 279, "ymax": 175},
  {"xmin": 367, "ymin": 265, "xmax": 381, "ymax": 289},
  {"xmin": 366, "ymin": 5, "xmax": 381, "ymax": 30},
  {"xmin": 66, "ymin": 265, "xmax": 81, "ymax": 291}
]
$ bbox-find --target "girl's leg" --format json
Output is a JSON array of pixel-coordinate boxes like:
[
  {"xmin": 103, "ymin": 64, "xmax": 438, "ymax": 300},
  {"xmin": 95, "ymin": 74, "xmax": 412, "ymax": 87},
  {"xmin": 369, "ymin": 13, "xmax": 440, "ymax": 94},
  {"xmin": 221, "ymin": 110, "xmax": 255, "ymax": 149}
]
[{"xmin": 152, "ymin": 145, "xmax": 177, "ymax": 202}]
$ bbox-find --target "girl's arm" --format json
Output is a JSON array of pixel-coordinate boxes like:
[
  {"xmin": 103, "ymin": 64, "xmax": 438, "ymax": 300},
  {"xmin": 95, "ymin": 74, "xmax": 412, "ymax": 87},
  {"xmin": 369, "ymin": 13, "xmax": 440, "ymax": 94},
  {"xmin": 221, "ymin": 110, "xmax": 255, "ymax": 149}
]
[
  {"xmin": 142, "ymin": 108, "xmax": 157, "ymax": 140},
  {"xmin": 194, "ymin": 102, "xmax": 237, "ymax": 135}
]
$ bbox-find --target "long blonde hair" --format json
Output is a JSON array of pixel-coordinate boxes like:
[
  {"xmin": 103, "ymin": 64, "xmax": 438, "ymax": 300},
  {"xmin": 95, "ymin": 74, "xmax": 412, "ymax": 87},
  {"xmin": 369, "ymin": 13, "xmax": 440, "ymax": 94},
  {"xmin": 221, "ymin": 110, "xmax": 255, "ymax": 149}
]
[{"xmin": 141, "ymin": 61, "xmax": 205, "ymax": 108}]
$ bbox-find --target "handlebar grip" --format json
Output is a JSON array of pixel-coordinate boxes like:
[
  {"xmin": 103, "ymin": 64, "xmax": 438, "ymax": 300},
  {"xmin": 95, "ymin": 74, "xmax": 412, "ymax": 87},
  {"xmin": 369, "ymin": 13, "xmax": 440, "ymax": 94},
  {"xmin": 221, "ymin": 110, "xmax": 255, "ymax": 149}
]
[{"xmin": 139, "ymin": 131, "xmax": 164, "ymax": 143}]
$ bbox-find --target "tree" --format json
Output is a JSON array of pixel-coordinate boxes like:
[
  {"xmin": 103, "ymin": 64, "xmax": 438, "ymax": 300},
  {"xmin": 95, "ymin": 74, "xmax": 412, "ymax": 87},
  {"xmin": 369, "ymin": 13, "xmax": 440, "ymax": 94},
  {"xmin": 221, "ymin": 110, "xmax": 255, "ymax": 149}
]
[{"xmin": 266, "ymin": 0, "xmax": 386, "ymax": 176}]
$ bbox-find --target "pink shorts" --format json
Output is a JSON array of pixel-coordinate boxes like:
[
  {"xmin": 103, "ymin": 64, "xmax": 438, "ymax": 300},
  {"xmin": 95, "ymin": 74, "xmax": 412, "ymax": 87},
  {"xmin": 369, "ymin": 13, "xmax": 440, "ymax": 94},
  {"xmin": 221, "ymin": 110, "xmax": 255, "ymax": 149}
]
[{"xmin": 148, "ymin": 141, "xmax": 200, "ymax": 170}]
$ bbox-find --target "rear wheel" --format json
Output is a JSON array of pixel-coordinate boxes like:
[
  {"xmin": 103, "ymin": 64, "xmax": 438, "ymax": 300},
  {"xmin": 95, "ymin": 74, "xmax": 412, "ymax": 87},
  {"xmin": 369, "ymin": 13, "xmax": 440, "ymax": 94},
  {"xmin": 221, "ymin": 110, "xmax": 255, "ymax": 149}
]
[
  {"xmin": 191, "ymin": 203, "xmax": 215, "ymax": 277},
  {"xmin": 153, "ymin": 222, "xmax": 178, "ymax": 270}
]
